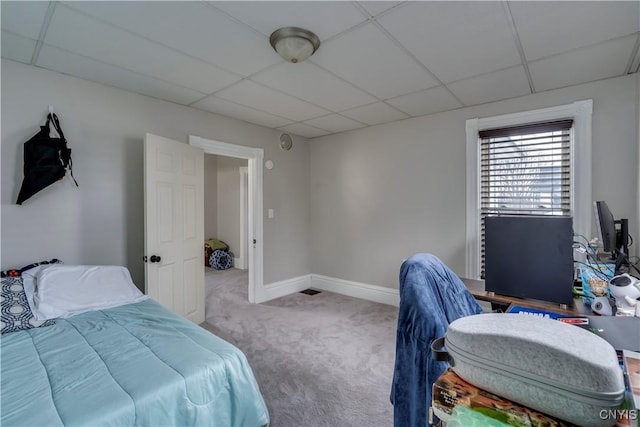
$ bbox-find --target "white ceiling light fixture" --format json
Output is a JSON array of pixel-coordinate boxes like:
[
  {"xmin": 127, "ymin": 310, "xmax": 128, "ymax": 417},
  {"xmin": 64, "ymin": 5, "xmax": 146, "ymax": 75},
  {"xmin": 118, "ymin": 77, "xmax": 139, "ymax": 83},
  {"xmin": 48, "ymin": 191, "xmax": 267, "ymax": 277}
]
[{"xmin": 269, "ymin": 27, "xmax": 321, "ymax": 64}]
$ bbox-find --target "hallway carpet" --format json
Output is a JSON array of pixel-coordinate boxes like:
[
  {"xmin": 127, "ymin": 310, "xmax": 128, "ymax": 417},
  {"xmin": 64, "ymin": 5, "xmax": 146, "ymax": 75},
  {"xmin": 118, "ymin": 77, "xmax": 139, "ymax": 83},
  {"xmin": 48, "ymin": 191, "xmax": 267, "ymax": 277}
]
[{"xmin": 201, "ymin": 268, "xmax": 398, "ymax": 427}]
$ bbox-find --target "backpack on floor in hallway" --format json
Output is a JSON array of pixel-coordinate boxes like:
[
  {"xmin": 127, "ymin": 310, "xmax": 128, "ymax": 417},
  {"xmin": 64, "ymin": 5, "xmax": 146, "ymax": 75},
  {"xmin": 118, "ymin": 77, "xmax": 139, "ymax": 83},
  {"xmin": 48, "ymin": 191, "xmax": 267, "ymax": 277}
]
[{"xmin": 210, "ymin": 249, "xmax": 233, "ymax": 270}]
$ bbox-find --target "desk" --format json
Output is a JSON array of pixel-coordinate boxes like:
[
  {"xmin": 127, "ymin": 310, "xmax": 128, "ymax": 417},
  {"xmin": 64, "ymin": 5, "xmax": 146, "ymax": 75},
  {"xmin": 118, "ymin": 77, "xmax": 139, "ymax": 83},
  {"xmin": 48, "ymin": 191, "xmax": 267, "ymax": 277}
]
[{"xmin": 461, "ymin": 277, "xmax": 590, "ymax": 316}]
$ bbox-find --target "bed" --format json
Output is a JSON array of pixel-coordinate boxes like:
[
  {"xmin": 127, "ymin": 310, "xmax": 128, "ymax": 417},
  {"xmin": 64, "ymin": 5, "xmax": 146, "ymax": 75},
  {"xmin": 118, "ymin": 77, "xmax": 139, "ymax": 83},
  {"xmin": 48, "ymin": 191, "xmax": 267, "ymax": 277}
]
[{"xmin": 0, "ymin": 263, "xmax": 269, "ymax": 427}]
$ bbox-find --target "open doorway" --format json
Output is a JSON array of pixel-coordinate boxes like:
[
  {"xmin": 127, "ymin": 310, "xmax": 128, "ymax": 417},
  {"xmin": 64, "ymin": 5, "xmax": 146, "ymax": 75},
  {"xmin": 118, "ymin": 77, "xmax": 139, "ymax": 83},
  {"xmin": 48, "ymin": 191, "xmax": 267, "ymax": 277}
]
[
  {"xmin": 204, "ymin": 154, "xmax": 248, "ymax": 270},
  {"xmin": 203, "ymin": 154, "xmax": 250, "ymax": 315},
  {"xmin": 189, "ymin": 135, "xmax": 265, "ymax": 303}
]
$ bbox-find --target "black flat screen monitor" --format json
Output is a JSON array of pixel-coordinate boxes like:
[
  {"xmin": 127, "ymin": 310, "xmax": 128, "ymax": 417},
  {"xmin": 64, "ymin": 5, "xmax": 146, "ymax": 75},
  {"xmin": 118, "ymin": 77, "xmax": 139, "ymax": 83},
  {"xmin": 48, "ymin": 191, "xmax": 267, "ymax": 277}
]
[
  {"xmin": 594, "ymin": 200, "xmax": 631, "ymax": 275},
  {"xmin": 594, "ymin": 201, "xmax": 617, "ymax": 254},
  {"xmin": 485, "ymin": 215, "xmax": 574, "ymax": 305}
]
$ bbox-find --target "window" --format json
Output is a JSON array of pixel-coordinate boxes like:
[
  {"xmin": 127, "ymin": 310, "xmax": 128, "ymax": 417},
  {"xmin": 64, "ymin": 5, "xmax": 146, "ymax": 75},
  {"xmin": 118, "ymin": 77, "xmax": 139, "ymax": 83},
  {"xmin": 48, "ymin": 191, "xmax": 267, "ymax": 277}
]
[
  {"xmin": 465, "ymin": 101, "xmax": 593, "ymax": 279},
  {"xmin": 478, "ymin": 120, "xmax": 572, "ymax": 278}
]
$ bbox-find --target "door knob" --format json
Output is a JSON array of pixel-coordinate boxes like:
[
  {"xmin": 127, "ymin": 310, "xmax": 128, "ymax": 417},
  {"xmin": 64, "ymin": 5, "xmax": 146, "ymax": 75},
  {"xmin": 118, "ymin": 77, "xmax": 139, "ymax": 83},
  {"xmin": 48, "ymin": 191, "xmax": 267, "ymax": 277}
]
[{"xmin": 149, "ymin": 255, "xmax": 162, "ymax": 263}]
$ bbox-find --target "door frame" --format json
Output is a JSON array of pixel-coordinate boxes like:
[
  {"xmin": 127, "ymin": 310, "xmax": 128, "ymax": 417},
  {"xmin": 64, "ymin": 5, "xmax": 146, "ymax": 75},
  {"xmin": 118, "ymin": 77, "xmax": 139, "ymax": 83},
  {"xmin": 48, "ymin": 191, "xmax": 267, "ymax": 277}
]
[
  {"xmin": 189, "ymin": 135, "xmax": 265, "ymax": 303},
  {"xmin": 238, "ymin": 166, "xmax": 248, "ymax": 270}
]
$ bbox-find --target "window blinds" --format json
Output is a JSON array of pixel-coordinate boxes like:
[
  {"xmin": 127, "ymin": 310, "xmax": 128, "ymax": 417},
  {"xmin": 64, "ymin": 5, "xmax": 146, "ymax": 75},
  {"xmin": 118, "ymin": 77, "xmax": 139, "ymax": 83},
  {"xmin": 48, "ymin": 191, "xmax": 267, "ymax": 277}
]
[{"xmin": 479, "ymin": 119, "xmax": 573, "ymax": 277}]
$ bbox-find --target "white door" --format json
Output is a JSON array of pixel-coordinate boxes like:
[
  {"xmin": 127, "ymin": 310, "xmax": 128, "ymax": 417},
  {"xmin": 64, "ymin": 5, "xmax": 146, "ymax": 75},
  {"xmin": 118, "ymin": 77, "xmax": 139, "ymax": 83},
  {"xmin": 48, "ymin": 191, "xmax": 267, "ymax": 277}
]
[{"xmin": 144, "ymin": 133, "xmax": 204, "ymax": 324}]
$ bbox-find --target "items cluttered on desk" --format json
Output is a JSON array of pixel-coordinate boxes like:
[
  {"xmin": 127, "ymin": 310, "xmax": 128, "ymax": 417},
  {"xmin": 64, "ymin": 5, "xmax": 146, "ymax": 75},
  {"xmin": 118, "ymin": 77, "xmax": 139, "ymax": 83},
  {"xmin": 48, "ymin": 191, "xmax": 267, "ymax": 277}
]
[
  {"xmin": 579, "ymin": 261, "xmax": 640, "ymax": 317},
  {"xmin": 610, "ymin": 274, "xmax": 640, "ymax": 317}
]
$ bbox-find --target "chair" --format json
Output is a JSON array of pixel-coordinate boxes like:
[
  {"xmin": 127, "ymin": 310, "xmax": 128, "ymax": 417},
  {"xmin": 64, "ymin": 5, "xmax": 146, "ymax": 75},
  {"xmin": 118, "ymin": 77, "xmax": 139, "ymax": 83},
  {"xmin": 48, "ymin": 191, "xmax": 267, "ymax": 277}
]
[{"xmin": 390, "ymin": 253, "xmax": 482, "ymax": 427}]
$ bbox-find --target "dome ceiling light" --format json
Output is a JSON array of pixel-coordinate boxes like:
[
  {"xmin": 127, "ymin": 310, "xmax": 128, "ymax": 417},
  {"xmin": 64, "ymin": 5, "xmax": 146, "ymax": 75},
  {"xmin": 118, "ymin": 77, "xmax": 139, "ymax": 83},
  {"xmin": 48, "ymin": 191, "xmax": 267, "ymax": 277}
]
[{"xmin": 269, "ymin": 27, "xmax": 321, "ymax": 64}]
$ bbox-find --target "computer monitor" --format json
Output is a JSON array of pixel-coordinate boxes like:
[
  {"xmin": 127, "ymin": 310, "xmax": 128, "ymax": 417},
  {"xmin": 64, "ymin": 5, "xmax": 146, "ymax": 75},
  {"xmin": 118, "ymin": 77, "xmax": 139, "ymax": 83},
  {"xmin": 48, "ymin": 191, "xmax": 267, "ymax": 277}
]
[
  {"xmin": 484, "ymin": 215, "xmax": 574, "ymax": 306},
  {"xmin": 594, "ymin": 200, "xmax": 629, "ymax": 274}
]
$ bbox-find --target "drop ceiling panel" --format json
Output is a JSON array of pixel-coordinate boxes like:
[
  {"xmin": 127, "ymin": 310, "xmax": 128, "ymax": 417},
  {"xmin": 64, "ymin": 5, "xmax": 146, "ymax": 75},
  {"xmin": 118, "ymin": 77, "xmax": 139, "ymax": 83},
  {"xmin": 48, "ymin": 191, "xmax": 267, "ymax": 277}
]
[
  {"xmin": 192, "ymin": 96, "xmax": 293, "ymax": 128},
  {"xmin": 155, "ymin": 61, "xmax": 241, "ymax": 95},
  {"xmin": 37, "ymin": 45, "xmax": 205, "ymax": 105},
  {"xmin": 303, "ymin": 114, "xmax": 366, "ymax": 133},
  {"xmin": 1, "ymin": 31, "xmax": 36, "ymax": 64},
  {"xmin": 215, "ymin": 80, "xmax": 330, "ymax": 122},
  {"xmin": 378, "ymin": 1, "xmax": 522, "ymax": 83},
  {"xmin": 251, "ymin": 61, "xmax": 376, "ymax": 111},
  {"xmin": 279, "ymin": 122, "xmax": 331, "ymax": 139},
  {"xmin": 211, "ymin": 1, "xmax": 366, "ymax": 40},
  {"xmin": 447, "ymin": 66, "xmax": 531, "ymax": 106},
  {"xmin": 3, "ymin": 1, "xmax": 638, "ymax": 138},
  {"xmin": 340, "ymin": 102, "xmax": 409, "ymax": 126},
  {"xmin": 358, "ymin": 2, "xmax": 405, "ymax": 17},
  {"xmin": 64, "ymin": 1, "xmax": 277, "ymax": 77},
  {"xmin": 312, "ymin": 23, "xmax": 439, "ymax": 99},
  {"xmin": 529, "ymin": 35, "xmax": 638, "ymax": 92},
  {"xmin": 387, "ymin": 86, "xmax": 462, "ymax": 117},
  {"xmin": 46, "ymin": 5, "xmax": 240, "ymax": 94},
  {"xmin": 510, "ymin": 1, "xmax": 640, "ymax": 61},
  {"xmin": 1, "ymin": 1, "xmax": 49, "ymax": 40}
]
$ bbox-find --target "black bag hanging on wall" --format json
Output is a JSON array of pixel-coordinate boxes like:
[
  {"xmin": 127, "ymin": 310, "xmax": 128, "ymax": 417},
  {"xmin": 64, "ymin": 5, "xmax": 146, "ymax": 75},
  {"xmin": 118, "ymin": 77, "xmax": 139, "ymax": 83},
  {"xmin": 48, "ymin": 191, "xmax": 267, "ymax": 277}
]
[{"xmin": 16, "ymin": 113, "xmax": 78, "ymax": 205}]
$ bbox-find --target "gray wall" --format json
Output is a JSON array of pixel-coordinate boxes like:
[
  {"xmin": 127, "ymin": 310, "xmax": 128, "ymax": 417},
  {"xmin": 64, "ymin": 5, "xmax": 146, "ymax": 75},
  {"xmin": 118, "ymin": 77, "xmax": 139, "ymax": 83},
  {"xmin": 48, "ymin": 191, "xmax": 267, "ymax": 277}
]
[
  {"xmin": 2, "ymin": 58, "xmax": 636, "ymax": 294},
  {"xmin": 310, "ymin": 74, "xmax": 639, "ymax": 290},
  {"xmin": 216, "ymin": 156, "xmax": 247, "ymax": 256},
  {"xmin": 1, "ymin": 59, "xmax": 311, "ymax": 287},
  {"xmin": 204, "ymin": 154, "xmax": 218, "ymax": 240}
]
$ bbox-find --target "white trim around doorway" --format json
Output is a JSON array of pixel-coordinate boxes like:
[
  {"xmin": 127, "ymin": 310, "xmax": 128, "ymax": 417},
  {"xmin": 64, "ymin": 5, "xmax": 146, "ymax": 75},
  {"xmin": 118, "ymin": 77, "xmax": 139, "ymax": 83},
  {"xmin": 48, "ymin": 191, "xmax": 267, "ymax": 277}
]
[
  {"xmin": 189, "ymin": 135, "xmax": 265, "ymax": 303},
  {"xmin": 238, "ymin": 166, "xmax": 248, "ymax": 271}
]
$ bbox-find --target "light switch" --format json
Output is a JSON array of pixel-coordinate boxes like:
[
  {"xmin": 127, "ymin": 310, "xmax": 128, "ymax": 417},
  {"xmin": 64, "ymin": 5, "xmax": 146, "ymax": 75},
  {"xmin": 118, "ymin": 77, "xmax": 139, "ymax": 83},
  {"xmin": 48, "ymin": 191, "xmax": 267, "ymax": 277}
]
[{"xmin": 268, "ymin": 209, "xmax": 274, "ymax": 218}]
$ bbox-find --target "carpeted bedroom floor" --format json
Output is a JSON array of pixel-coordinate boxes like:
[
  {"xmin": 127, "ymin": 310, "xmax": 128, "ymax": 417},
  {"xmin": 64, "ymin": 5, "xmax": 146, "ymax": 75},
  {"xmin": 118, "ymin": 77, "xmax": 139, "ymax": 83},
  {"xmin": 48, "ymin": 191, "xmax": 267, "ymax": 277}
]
[{"xmin": 201, "ymin": 268, "xmax": 399, "ymax": 427}]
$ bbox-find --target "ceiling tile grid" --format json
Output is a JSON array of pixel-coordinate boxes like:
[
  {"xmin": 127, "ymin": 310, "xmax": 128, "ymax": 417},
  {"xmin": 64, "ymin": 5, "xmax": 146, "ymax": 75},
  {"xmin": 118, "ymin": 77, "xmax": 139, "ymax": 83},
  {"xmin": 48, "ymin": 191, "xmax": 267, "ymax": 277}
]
[
  {"xmin": 211, "ymin": 1, "xmax": 367, "ymax": 41},
  {"xmin": 46, "ymin": 4, "xmax": 243, "ymax": 95},
  {"xmin": 1, "ymin": 31, "xmax": 37, "ymax": 64},
  {"xmin": 64, "ymin": 1, "xmax": 279, "ymax": 77},
  {"xmin": 447, "ymin": 65, "xmax": 531, "ymax": 106},
  {"xmin": 1, "ymin": 1, "xmax": 638, "ymax": 139},
  {"xmin": 214, "ymin": 80, "xmax": 330, "ymax": 122},
  {"xmin": 358, "ymin": 2, "xmax": 406, "ymax": 18},
  {"xmin": 377, "ymin": 1, "xmax": 523, "ymax": 84},
  {"xmin": 340, "ymin": 102, "xmax": 410, "ymax": 126},
  {"xmin": 279, "ymin": 122, "xmax": 331, "ymax": 139},
  {"xmin": 191, "ymin": 95, "xmax": 294, "ymax": 129},
  {"xmin": 387, "ymin": 86, "xmax": 463, "ymax": 117},
  {"xmin": 37, "ymin": 44, "xmax": 207, "ymax": 105},
  {"xmin": 310, "ymin": 23, "xmax": 441, "ymax": 100},
  {"xmin": 303, "ymin": 114, "xmax": 367, "ymax": 133},
  {"xmin": 509, "ymin": 1, "xmax": 640, "ymax": 61},
  {"xmin": 250, "ymin": 61, "xmax": 377, "ymax": 111},
  {"xmin": 528, "ymin": 34, "xmax": 639, "ymax": 92},
  {"xmin": 1, "ymin": 0, "xmax": 49, "ymax": 40}
]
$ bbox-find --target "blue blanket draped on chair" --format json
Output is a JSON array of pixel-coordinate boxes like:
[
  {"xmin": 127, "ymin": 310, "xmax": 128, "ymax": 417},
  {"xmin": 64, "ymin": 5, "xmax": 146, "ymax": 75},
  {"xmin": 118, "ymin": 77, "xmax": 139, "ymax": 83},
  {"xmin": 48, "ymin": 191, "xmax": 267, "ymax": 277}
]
[{"xmin": 390, "ymin": 253, "xmax": 482, "ymax": 427}]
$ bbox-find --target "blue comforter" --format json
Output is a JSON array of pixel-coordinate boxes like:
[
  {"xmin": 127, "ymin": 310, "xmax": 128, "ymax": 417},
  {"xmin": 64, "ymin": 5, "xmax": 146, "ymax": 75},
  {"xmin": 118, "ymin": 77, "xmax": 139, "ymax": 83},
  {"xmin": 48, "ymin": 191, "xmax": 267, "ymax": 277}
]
[
  {"xmin": 390, "ymin": 253, "xmax": 482, "ymax": 427},
  {"xmin": 1, "ymin": 299, "xmax": 269, "ymax": 427}
]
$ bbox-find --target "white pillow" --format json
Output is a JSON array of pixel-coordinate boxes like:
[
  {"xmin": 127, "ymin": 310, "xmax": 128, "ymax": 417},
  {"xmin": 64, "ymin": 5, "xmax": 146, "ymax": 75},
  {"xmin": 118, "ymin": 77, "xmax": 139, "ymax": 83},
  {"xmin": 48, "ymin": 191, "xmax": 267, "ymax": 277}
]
[{"xmin": 22, "ymin": 265, "xmax": 147, "ymax": 321}]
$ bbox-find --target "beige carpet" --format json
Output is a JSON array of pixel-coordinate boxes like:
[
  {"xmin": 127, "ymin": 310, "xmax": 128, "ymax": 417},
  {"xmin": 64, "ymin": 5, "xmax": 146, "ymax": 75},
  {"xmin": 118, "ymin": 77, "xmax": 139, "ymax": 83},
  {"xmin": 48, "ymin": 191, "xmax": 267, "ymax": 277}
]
[{"xmin": 201, "ymin": 268, "xmax": 398, "ymax": 427}]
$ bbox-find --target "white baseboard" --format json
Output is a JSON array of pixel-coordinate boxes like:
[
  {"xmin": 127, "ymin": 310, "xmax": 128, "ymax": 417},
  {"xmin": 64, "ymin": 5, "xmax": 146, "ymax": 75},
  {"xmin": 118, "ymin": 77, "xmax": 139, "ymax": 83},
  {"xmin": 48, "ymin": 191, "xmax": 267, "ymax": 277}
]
[
  {"xmin": 263, "ymin": 275, "xmax": 311, "ymax": 302},
  {"xmin": 261, "ymin": 273, "xmax": 400, "ymax": 307},
  {"xmin": 311, "ymin": 274, "xmax": 399, "ymax": 307},
  {"xmin": 234, "ymin": 257, "xmax": 244, "ymax": 270}
]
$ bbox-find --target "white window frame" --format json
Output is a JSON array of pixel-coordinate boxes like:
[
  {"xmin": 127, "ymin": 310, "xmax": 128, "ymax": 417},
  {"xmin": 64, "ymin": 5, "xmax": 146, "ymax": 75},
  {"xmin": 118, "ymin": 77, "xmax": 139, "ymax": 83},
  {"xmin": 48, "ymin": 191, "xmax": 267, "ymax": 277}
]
[{"xmin": 465, "ymin": 100, "xmax": 593, "ymax": 279}]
